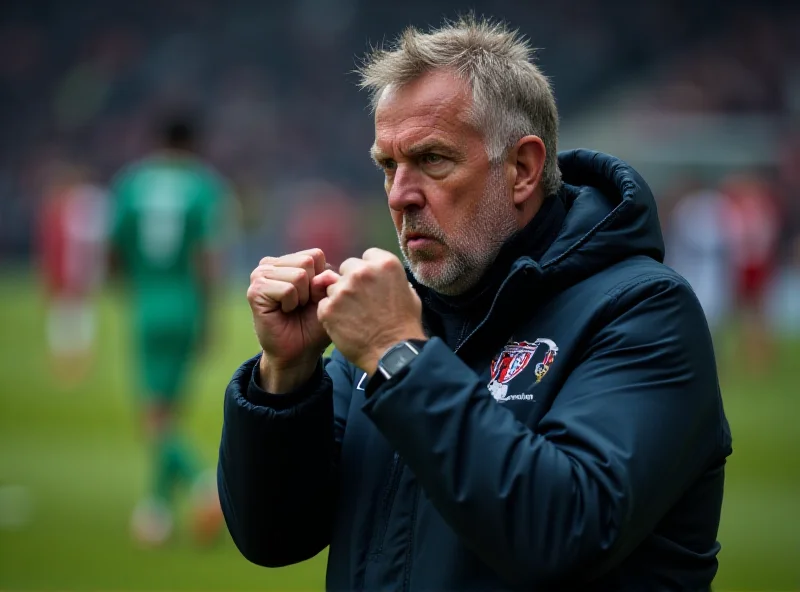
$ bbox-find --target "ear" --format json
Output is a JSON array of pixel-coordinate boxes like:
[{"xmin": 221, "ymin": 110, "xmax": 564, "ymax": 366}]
[{"xmin": 509, "ymin": 135, "xmax": 546, "ymax": 207}]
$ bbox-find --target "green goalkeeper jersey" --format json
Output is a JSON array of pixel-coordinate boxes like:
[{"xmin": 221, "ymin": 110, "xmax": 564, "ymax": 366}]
[{"xmin": 110, "ymin": 154, "xmax": 226, "ymax": 333}]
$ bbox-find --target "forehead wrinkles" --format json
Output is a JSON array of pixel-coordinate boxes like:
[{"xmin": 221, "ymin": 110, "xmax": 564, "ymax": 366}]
[
  {"xmin": 375, "ymin": 120, "xmax": 456, "ymax": 156},
  {"xmin": 375, "ymin": 109, "xmax": 480, "ymax": 158},
  {"xmin": 375, "ymin": 96, "xmax": 462, "ymax": 131},
  {"xmin": 375, "ymin": 75, "xmax": 475, "ymax": 150}
]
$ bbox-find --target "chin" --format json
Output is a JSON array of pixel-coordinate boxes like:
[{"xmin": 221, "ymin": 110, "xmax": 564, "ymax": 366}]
[
  {"xmin": 407, "ymin": 260, "xmax": 438, "ymax": 283},
  {"xmin": 409, "ymin": 256, "xmax": 485, "ymax": 296},
  {"xmin": 408, "ymin": 261, "xmax": 455, "ymax": 293}
]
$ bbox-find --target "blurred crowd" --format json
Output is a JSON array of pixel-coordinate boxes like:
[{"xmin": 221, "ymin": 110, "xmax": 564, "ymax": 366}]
[
  {"xmin": 640, "ymin": 5, "xmax": 800, "ymax": 114},
  {"xmin": 0, "ymin": 0, "xmax": 798, "ymax": 337}
]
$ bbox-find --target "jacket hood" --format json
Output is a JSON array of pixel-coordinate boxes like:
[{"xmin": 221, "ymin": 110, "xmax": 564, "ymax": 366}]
[{"xmin": 537, "ymin": 149, "xmax": 665, "ymax": 286}]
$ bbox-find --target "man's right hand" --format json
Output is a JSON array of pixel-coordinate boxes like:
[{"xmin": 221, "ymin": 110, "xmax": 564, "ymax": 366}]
[{"xmin": 247, "ymin": 249, "xmax": 339, "ymax": 393}]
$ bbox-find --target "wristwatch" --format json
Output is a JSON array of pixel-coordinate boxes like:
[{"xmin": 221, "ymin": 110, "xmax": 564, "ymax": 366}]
[{"xmin": 366, "ymin": 339, "xmax": 427, "ymax": 397}]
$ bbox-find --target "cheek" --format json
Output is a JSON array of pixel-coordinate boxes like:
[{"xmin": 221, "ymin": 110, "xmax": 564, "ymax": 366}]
[
  {"xmin": 390, "ymin": 208, "xmax": 403, "ymax": 232},
  {"xmin": 440, "ymin": 180, "xmax": 484, "ymax": 225}
]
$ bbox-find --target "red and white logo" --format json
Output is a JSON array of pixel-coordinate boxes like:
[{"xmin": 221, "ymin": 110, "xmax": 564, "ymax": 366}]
[{"xmin": 488, "ymin": 338, "xmax": 558, "ymax": 402}]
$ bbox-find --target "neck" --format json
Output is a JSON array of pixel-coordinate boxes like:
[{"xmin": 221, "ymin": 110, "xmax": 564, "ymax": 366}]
[
  {"xmin": 515, "ymin": 186, "xmax": 547, "ymax": 230},
  {"xmin": 415, "ymin": 191, "xmax": 566, "ymax": 347},
  {"xmin": 428, "ymin": 191, "xmax": 563, "ymax": 304}
]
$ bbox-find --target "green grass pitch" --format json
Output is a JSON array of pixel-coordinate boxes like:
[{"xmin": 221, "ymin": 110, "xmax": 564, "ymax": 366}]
[{"xmin": 0, "ymin": 273, "xmax": 797, "ymax": 591}]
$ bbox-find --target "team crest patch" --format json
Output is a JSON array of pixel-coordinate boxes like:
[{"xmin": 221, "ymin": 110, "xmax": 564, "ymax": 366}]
[{"xmin": 487, "ymin": 338, "xmax": 559, "ymax": 402}]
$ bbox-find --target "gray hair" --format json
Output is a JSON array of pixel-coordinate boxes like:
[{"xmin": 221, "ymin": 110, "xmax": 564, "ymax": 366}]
[{"xmin": 357, "ymin": 14, "xmax": 562, "ymax": 196}]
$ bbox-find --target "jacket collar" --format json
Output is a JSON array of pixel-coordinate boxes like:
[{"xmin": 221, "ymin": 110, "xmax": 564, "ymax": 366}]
[
  {"xmin": 410, "ymin": 192, "xmax": 566, "ymax": 308},
  {"xmin": 405, "ymin": 149, "xmax": 665, "ymax": 361},
  {"xmin": 408, "ymin": 193, "xmax": 566, "ymax": 357}
]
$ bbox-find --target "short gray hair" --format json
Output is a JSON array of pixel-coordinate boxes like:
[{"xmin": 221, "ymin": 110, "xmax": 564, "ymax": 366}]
[{"xmin": 357, "ymin": 14, "xmax": 562, "ymax": 197}]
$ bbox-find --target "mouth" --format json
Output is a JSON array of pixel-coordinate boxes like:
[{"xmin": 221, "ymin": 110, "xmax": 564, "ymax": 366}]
[{"xmin": 405, "ymin": 233, "xmax": 439, "ymax": 249}]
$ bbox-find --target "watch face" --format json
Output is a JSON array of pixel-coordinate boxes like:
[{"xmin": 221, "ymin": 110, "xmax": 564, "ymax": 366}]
[{"xmin": 383, "ymin": 344, "xmax": 417, "ymax": 374}]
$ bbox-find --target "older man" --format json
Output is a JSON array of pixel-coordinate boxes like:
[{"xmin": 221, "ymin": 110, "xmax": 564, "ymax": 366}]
[{"xmin": 218, "ymin": 16, "xmax": 732, "ymax": 591}]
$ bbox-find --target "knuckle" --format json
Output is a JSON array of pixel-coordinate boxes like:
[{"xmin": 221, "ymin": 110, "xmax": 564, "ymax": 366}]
[
  {"xmin": 259, "ymin": 256, "xmax": 275, "ymax": 266},
  {"xmin": 299, "ymin": 255, "xmax": 315, "ymax": 269},
  {"xmin": 247, "ymin": 282, "xmax": 266, "ymax": 303},
  {"xmin": 309, "ymin": 248, "xmax": 324, "ymax": 261},
  {"xmin": 291, "ymin": 268, "xmax": 308, "ymax": 285},
  {"xmin": 280, "ymin": 282, "xmax": 296, "ymax": 298},
  {"xmin": 253, "ymin": 263, "xmax": 272, "ymax": 276}
]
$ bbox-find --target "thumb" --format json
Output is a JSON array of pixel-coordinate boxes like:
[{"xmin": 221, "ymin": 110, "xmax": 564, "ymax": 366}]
[{"xmin": 311, "ymin": 269, "xmax": 341, "ymax": 303}]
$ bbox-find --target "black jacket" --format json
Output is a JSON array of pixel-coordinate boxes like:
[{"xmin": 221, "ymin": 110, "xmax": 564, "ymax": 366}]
[{"xmin": 218, "ymin": 150, "xmax": 733, "ymax": 591}]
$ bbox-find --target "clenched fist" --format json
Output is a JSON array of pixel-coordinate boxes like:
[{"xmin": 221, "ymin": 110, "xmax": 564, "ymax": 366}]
[
  {"xmin": 317, "ymin": 248, "xmax": 426, "ymax": 376},
  {"xmin": 247, "ymin": 248, "xmax": 339, "ymax": 393}
]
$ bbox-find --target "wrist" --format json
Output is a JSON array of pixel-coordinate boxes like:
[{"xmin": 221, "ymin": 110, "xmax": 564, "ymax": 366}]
[
  {"xmin": 258, "ymin": 354, "xmax": 320, "ymax": 394},
  {"xmin": 364, "ymin": 338, "xmax": 427, "ymax": 398},
  {"xmin": 361, "ymin": 330, "xmax": 427, "ymax": 377}
]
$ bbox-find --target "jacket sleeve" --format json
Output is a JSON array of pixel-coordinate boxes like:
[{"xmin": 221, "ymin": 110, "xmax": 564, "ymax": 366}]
[
  {"xmin": 361, "ymin": 275, "xmax": 731, "ymax": 586},
  {"xmin": 217, "ymin": 349, "xmax": 352, "ymax": 567}
]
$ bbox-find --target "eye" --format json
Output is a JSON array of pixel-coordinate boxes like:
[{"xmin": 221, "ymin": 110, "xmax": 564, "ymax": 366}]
[
  {"xmin": 421, "ymin": 153, "xmax": 445, "ymax": 166},
  {"xmin": 379, "ymin": 158, "xmax": 397, "ymax": 171}
]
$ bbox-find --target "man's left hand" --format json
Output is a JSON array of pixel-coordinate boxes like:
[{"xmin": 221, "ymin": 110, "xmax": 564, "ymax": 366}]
[{"xmin": 317, "ymin": 248, "xmax": 426, "ymax": 375}]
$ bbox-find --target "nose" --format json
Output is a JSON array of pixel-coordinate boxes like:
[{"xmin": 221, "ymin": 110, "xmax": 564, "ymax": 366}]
[{"xmin": 387, "ymin": 164, "xmax": 426, "ymax": 212}]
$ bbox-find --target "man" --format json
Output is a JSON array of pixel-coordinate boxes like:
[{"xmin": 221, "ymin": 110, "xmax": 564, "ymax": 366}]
[
  {"xmin": 218, "ymin": 16, "xmax": 732, "ymax": 591},
  {"xmin": 110, "ymin": 113, "xmax": 228, "ymax": 546},
  {"xmin": 38, "ymin": 163, "xmax": 109, "ymax": 386},
  {"xmin": 719, "ymin": 172, "xmax": 781, "ymax": 373},
  {"xmin": 664, "ymin": 181, "xmax": 733, "ymax": 334}
]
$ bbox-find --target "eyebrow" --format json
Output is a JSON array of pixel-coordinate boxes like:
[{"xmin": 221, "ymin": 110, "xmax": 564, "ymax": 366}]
[
  {"xmin": 406, "ymin": 140, "xmax": 460, "ymax": 157},
  {"xmin": 369, "ymin": 145, "xmax": 387, "ymax": 163},
  {"xmin": 370, "ymin": 140, "xmax": 462, "ymax": 164}
]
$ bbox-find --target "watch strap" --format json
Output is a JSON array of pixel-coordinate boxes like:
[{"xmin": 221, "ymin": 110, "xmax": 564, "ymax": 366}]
[{"xmin": 365, "ymin": 339, "xmax": 427, "ymax": 398}]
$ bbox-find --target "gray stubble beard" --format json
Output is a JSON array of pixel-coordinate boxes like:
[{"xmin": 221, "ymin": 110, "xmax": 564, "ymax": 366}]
[{"xmin": 399, "ymin": 164, "xmax": 518, "ymax": 296}]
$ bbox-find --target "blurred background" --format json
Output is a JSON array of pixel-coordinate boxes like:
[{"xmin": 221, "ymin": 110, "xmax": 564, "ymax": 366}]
[{"xmin": 0, "ymin": 0, "xmax": 798, "ymax": 590}]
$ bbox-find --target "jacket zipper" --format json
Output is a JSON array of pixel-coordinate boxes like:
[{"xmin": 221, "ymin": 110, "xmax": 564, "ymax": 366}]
[
  {"xmin": 454, "ymin": 265, "xmax": 528, "ymax": 355},
  {"xmin": 401, "ymin": 485, "xmax": 420, "ymax": 592},
  {"xmin": 394, "ymin": 268, "xmax": 529, "ymax": 585},
  {"xmin": 362, "ymin": 264, "xmax": 531, "ymax": 587}
]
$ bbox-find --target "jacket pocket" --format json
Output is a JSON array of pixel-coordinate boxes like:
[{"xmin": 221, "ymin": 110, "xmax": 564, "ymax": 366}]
[{"xmin": 367, "ymin": 451, "xmax": 404, "ymax": 558}]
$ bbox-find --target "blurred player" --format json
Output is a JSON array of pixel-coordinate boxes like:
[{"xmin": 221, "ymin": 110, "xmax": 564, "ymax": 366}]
[
  {"xmin": 283, "ymin": 180, "xmax": 362, "ymax": 268},
  {"xmin": 720, "ymin": 173, "xmax": 781, "ymax": 373},
  {"xmin": 37, "ymin": 163, "xmax": 109, "ymax": 386},
  {"xmin": 664, "ymin": 181, "xmax": 733, "ymax": 334},
  {"xmin": 109, "ymin": 113, "xmax": 228, "ymax": 547}
]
